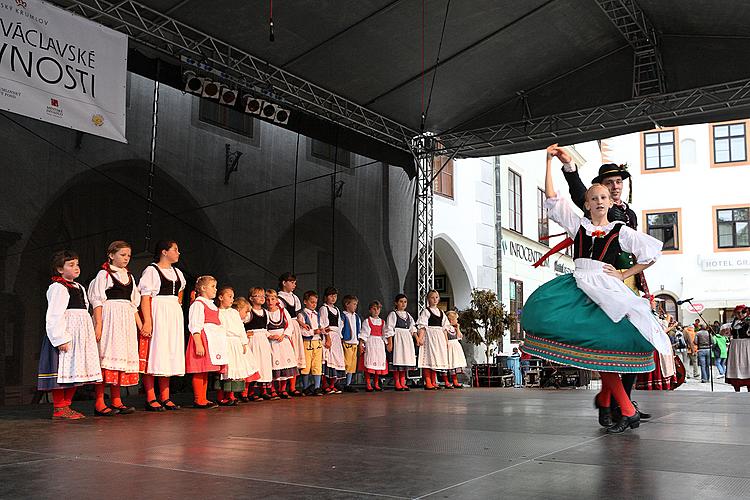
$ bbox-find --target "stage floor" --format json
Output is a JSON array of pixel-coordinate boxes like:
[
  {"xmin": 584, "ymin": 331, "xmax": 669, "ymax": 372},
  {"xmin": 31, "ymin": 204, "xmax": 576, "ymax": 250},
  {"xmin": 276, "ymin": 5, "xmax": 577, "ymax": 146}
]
[{"xmin": 1, "ymin": 388, "xmax": 748, "ymax": 499}]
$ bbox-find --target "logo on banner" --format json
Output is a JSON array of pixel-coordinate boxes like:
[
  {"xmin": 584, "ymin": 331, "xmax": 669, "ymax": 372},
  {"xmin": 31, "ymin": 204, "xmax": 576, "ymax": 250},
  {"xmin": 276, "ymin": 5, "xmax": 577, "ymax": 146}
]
[{"xmin": 50, "ymin": 98, "xmax": 58, "ymax": 107}]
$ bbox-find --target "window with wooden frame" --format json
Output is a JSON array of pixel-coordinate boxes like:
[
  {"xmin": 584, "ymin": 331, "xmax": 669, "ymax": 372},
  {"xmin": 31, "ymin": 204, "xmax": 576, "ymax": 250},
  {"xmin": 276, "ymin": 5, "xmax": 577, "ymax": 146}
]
[
  {"xmin": 199, "ymin": 99, "xmax": 254, "ymax": 138},
  {"xmin": 710, "ymin": 121, "xmax": 748, "ymax": 167},
  {"xmin": 715, "ymin": 206, "xmax": 750, "ymax": 250},
  {"xmin": 643, "ymin": 209, "xmax": 682, "ymax": 253},
  {"xmin": 433, "ymin": 154, "xmax": 454, "ymax": 199},
  {"xmin": 537, "ymin": 188, "xmax": 549, "ymax": 245},
  {"xmin": 509, "ymin": 279, "xmax": 524, "ymax": 342},
  {"xmin": 508, "ymin": 169, "xmax": 522, "ymax": 233},
  {"xmin": 641, "ymin": 129, "xmax": 678, "ymax": 172}
]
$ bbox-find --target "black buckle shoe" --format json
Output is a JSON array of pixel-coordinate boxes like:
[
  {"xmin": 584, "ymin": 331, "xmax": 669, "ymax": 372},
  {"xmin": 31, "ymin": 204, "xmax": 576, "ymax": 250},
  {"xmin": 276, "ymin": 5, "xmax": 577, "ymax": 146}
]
[
  {"xmin": 632, "ymin": 401, "xmax": 651, "ymax": 420},
  {"xmin": 606, "ymin": 412, "xmax": 641, "ymax": 434},
  {"xmin": 594, "ymin": 396, "xmax": 612, "ymax": 427}
]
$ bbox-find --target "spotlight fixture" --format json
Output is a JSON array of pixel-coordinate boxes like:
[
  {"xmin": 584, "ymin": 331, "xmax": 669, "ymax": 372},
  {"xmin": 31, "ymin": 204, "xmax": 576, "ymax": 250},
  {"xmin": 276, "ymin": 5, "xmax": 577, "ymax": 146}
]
[
  {"xmin": 244, "ymin": 96, "xmax": 262, "ymax": 115},
  {"xmin": 184, "ymin": 71, "xmax": 203, "ymax": 95},
  {"xmin": 220, "ymin": 87, "xmax": 238, "ymax": 106},
  {"xmin": 260, "ymin": 101, "xmax": 277, "ymax": 120},
  {"xmin": 202, "ymin": 80, "xmax": 221, "ymax": 99},
  {"xmin": 274, "ymin": 107, "xmax": 290, "ymax": 125}
]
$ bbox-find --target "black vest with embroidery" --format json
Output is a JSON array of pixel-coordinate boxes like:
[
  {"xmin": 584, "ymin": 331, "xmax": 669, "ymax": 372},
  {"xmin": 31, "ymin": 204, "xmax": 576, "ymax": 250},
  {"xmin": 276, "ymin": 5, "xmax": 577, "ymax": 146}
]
[
  {"xmin": 326, "ymin": 306, "xmax": 339, "ymax": 327},
  {"xmin": 394, "ymin": 312, "xmax": 412, "ymax": 329},
  {"xmin": 427, "ymin": 309, "xmax": 443, "ymax": 327},
  {"xmin": 267, "ymin": 309, "xmax": 287, "ymax": 331},
  {"xmin": 573, "ymin": 223, "xmax": 624, "ymax": 267},
  {"xmin": 66, "ymin": 284, "xmax": 87, "ymax": 310},
  {"xmin": 151, "ymin": 264, "xmax": 181, "ymax": 296},
  {"xmin": 105, "ymin": 272, "xmax": 133, "ymax": 300},
  {"xmin": 246, "ymin": 308, "xmax": 267, "ymax": 330},
  {"xmin": 279, "ymin": 293, "xmax": 298, "ymax": 318}
]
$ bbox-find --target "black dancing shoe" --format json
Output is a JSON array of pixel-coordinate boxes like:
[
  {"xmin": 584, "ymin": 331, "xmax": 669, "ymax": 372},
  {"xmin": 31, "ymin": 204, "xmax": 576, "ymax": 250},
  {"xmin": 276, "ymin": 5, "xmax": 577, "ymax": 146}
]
[
  {"xmin": 94, "ymin": 406, "xmax": 119, "ymax": 417},
  {"xmin": 111, "ymin": 404, "xmax": 136, "ymax": 414},
  {"xmin": 159, "ymin": 399, "xmax": 181, "ymax": 410},
  {"xmin": 145, "ymin": 400, "xmax": 165, "ymax": 412},
  {"xmin": 632, "ymin": 401, "xmax": 651, "ymax": 420},
  {"xmin": 193, "ymin": 401, "xmax": 219, "ymax": 409},
  {"xmin": 606, "ymin": 412, "xmax": 640, "ymax": 434},
  {"xmin": 594, "ymin": 396, "xmax": 613, "ymax": 428}
]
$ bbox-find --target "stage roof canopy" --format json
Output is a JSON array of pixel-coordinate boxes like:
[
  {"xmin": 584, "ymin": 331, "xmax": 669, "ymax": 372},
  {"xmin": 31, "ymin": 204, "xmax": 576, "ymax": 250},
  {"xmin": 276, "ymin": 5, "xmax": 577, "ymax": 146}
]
[{"xmin": 57, "ymin": 0, "xmax": 750, "ymax": 167}]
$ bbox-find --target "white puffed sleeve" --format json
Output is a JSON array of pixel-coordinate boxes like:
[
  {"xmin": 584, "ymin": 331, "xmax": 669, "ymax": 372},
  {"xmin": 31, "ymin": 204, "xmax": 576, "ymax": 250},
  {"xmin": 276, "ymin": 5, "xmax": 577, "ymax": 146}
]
[
  {"xmin": 441, "ymin": 312, "xmax": 451, "ymax": 329},
  {"xmin": 188, "ymin": 300, "xmax": 206, "ymax": 334},
  {"xmin": 45, "ymin": 283, "xmax": 71, "ymax": 347},
  {"xmin": 360, "ymin": 318, "xmax": 371, "ymax": 342},
  {"xmin": 318, "ymin": 305, "xmax": 330, "ymax": 329},
  {"xmin": 87, "ymin": 270, "xmax": 110, "ymax": 309},
  {"xmin": 138, "ymin": 266, "xmax": 160, "ymax": 297},
  {"xmin": 416, "ymin": 308, "xmax": 431, "ymax": 329},
  {"xmin": 619, "ymin": 226, "xmax": 663, "ymax": 265},
  {"xmin": 384, "ymin": 311, "xmax": 397, "ymax": 337},
  {"xmin": 407, "ymin": 313, "xmax": 417, "ymax": 333},
  {"xmin": 129, "ymin": 274, "xmax": 141, "ymax": 310},
  {"xmin": 545, "ymin": 193, "xmax": 583, "ymax": 238},
  {"xmin": 175, "ymin": 268, "xmax": 186, "ymax": 292},
  {"xmin": 282, "ymin": 309, "xmax": 294, "ymax": 339}
]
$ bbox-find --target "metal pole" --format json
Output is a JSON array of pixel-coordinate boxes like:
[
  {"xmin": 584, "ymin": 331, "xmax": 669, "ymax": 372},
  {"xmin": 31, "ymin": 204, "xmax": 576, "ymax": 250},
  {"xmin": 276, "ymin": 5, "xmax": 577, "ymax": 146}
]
[
  {"xmin": 144, "ymin": 73, "xmax": 160, "ymax": 252},
  {"xmin": 413, "ymin": 134, "xmax": 435, "ymax": 309}
]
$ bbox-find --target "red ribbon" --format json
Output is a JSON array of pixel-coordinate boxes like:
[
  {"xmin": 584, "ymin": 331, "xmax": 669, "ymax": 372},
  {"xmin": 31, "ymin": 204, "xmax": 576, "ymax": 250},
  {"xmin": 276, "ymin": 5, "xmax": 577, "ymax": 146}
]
[
  {"xmin": 532, "ymin": 237, "xmax": 574, "ymax": 268},
  {"xmin": 50, "ymin": 275, "xmax": 76, "ymax": 288}
]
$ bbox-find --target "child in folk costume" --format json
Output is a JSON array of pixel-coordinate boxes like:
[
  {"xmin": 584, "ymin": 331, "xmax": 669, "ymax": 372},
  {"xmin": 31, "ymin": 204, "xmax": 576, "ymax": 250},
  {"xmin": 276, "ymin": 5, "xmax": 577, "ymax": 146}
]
[
  {"xmin": 138, "ymin": 240, "xmax": 186, "ymax": 411},
  {"xmin": 88, "ymin": 241, "xmax": 141, "ymax": 416},
  {"xmin": 341, "ymin": 295, "xmax": 362, "ymax": 392},
  {"xmin": 298, "ymin": 290, "xmax": 327, "ymax": 396},
  {"xmin": 232, "ymin": 297, "xmax": 261, "ymax": 402},
  {"xmin": 320, "ymin": 287, "xmax": 346, "ymax": 394},
  {"xmin": 265, "ymin": 289, "xmax": 299, "ymax": 398},
  {"xmin": 520, "ymin": 148, "xmax": 670, "ymax": 433},
  {"xmin": 246, "ymin": 287, "xmax": 276, "ymax": 399},
  {"xmin": 444, "ymin": 310, "xmax": 466, "ymax": 389},
  {"xmin": 277, "ymin": 273, "xmax": 306, "ymax": 396},
  {"xmin": 186, "ymin": 276, "xmax": 228, "ymax": 409},
  {"xmin": 359, "ymin": 301, "xmax": 392, "ymax": 392},
  {"xmin": 417, "ymin": 290, "xmax": 450, "ymax": 390},
  {"xmin": 386, "ymin": 294, "xmax": 418, "ymax": 392},
  {"xmin": 216, "ymin": 287, "xmax": 259, "ymax": 405},
  {"xmin": 38, "ymin": 251, "xmax": 102, "ymax": 419}
]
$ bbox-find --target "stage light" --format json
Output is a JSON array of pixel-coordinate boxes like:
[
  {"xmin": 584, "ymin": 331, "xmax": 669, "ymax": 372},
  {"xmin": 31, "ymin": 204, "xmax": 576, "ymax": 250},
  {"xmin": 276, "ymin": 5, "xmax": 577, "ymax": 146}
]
[
  {"xmin": 202, "ymin": 80, "xmax": 221, "ymax": 99},
  {"xmin": 184, "ymin": 71, "xmax": 203, "ymax": 95},
  {"xmin": 220, "ymin": 87, "xmax": 238, "ymax": 106},
  {"xmin": 261, "ymin": 101, "xmax": 277, "ymax": 120},
  {"xmin": 244, "ymin": 96, "xmax": 262, "ymax": 114},
  {"xmin": 274, "ymin": 107, "xmax": 290, "ymax": 125}
]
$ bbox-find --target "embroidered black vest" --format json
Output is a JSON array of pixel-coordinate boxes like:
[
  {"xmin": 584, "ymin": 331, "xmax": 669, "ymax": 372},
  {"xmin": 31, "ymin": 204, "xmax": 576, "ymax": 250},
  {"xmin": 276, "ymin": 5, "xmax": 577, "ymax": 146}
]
[
  {"xmin": 246, "ymin": 308, "xmax": 267, "ymax": 330},
  {"xmin": 326, "ymin": 306, "xmax": 339, "ymax": 327},
  {"xmin": 573, "ymin": 224, "xmax": 624, "ymax": 267},
  {"xmin": 105, "ymin": 272, "xmax": 133, "ymax": 300},
  {"xmin": 66, "ymin": 284, "xmax": 86, "ymax": 309},
  {"xmin": 427, "ymin": 308, "xmax": 443, "ymax": 327},
  {"xmin": 151, "ymin": 264, "xmax": 181, "ymax": 296}
]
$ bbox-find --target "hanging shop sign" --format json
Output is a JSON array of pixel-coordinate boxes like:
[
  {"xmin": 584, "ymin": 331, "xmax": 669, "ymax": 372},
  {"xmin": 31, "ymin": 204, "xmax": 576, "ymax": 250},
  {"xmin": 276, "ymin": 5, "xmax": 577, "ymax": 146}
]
[{"xmin": 0, "ymin": 0, "xmax": 127, "ymax": 142}]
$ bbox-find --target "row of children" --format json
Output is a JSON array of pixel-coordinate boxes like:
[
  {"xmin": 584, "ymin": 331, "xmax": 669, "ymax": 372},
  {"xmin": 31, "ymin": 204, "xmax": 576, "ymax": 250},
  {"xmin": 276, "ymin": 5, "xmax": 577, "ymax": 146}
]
[{"xmin": 39, "ymin": 239, "xmax": 468, "ymax": 420}]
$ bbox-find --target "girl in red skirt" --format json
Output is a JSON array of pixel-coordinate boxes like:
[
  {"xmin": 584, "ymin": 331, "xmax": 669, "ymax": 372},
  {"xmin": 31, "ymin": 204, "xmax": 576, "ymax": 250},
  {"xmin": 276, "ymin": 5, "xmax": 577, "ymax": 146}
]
[
  {"xmin": 186, "ymin": 276, "xmax": 228, "ymax": 409},
  {"xmin": 359, "ymin": 301, "xmax": 392, "ymax": 392}
]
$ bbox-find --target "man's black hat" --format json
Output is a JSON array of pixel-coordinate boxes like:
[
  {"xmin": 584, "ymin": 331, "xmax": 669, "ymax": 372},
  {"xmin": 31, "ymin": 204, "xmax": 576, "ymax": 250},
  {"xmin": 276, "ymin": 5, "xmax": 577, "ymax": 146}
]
[{"xmin": 591, "ymin": 163, "xmax": 631, "ymax": 184}]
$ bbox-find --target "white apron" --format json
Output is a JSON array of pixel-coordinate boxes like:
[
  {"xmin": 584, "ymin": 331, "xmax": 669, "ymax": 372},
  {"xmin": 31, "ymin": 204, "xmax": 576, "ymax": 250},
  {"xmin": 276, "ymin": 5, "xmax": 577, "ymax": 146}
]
[
  {"xmin": 99, "ymin": 299, "xmax": 139, "ymax": 373},
  {"xmin": 249, "ymin": 329, "xmax": 273, "ymax": 382},
  {"xmin": 57, "ymin": 309, "xmax": 103, "ymax": 384},
  {"xmin": 418, "ymin": 326, "xmax": 449, "ymax": 370},
  {"xmin": 392, "ymin": 328, "xmax": 417, "ymax": 367},
  {"xmin": 447, "ymin": 339, "xmax": 467, "ymax": 370},
  {"xmin": 364, "ymin": 335, "xmax": 388, "ymax": 371},
  {"xmin": 324, "ymin": 325, "xmax": 346, "ymax": 371},
  {"xmin": 203, "ymin": 322, "xmax": 228, "ymax": 366},
  {"xmin": 147, "ymin": 295, "xmax": 185, "ymax": 376}
]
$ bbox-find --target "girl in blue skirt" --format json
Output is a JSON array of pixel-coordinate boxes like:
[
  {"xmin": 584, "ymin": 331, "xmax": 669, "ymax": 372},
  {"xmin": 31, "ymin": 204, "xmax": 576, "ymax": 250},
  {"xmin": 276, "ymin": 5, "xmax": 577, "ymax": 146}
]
[{"xmin": 521, "ymin": 146, "xmax": 672, "ymax": 433}]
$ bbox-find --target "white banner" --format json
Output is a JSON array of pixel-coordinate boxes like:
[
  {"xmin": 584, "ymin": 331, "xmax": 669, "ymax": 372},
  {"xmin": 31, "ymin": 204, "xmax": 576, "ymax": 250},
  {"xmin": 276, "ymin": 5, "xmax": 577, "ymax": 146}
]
[{"xmin": 0, "ymin": 0, "xmax": 127, "ymax": 142}]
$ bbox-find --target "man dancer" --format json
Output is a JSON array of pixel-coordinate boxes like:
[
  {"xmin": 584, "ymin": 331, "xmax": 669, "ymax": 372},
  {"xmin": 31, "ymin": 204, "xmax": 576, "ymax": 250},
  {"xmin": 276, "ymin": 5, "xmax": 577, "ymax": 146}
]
[{"xmin": 548, "ymin": 144, "xmax": 651, "ymax": 421}]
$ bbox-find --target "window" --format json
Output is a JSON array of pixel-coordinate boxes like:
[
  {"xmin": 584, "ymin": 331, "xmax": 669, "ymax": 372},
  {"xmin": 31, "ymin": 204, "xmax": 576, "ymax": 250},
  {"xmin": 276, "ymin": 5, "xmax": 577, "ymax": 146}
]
[
  {"xmin": 645, "ymin": 211, "xmax": 680, "ymax": 251},
  {"xmin": 643, "ymin": 130, "xmax": 677, "ymax": 170},
  {"xmin": 311, "ymin": 140, "xmax": 351, "ymax": 167},
  {"xmin": 509, "ymin": 279, "xmax": 524, "ymax": 342},
  {"xmin": 537, "ymin": 188, "xmax": 548, "ymax": 245},
  {"xmin": 716, "ymin": 207, "xmax": 749, "ymax": 249},
  {"xmin": 433, "ymin": 155, "xmax": 454, "ymax": 198},
  {"xmin": 508, "ymin": 169, "xmax": 522, "ymax": 233},
  {"xmin": 712, "ymin": 122, "xmax": 747, "ymax": 165},
  {"xmin": 199, "ymin": 99, "xmax": 254, "ymax": 137},
  {"xmin": 655, "ymin": 294, "xmax": 677, "ymax": 320}
]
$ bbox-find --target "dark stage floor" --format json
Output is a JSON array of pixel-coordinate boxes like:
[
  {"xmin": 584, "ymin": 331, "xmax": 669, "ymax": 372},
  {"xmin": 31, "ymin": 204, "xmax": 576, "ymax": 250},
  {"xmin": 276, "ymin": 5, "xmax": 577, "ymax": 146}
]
[{"xmin": 1, "ymin": 388, "xmax": 748, "ymax": 499}]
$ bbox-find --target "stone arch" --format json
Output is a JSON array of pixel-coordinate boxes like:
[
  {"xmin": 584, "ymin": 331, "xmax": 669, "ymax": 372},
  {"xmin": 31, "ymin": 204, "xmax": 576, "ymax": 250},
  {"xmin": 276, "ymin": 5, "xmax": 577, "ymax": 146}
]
[{"xmin": 434, "ymin": 233, "xmax": 475, "ymax": 310}]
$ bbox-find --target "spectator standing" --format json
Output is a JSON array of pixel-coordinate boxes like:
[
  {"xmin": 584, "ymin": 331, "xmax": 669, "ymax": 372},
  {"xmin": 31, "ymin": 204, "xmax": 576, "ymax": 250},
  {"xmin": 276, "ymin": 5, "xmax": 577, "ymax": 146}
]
[
  {"xmin": 695, "ymin": 326, "xmax": 712, "ymax": 383},
  {"xmin": 713, "ymin": 330, "xmax": 729, "ymax": 377},
  {"xmin": 683, "ymin": 326, "xmax": 700, "ymax": 379}
]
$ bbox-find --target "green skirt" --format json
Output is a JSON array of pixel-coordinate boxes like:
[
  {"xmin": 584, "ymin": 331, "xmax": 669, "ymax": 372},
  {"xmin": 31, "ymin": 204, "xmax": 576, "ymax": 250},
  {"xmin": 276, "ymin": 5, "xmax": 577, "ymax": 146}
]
[{"xmin": 520, "ymin": 274, "xmax": 655, "ymax": 373}]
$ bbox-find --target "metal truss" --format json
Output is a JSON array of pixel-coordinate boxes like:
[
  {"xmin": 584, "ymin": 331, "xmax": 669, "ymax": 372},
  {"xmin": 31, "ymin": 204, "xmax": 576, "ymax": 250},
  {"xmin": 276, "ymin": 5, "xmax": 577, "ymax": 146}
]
[
  {"xmin": 413, "ymin": 134, "xmax": 435, "ymax": 311},
  {"xmin": 62, "ymin": 0, "xmax": 418, "ymax": 152},
  {"xmin": 595, "ymin": 0, "xmax": 666, "ymax": 97},
  {"xmin": 437, "ymin": 78, "xmax": 750, "ymax": 157}
]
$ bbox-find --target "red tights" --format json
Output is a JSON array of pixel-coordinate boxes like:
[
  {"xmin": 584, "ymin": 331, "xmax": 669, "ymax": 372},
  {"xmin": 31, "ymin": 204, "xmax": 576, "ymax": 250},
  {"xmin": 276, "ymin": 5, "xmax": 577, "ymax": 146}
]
[
  {"xmin": 597, "ymin": 372, "xmax": 636, "ymax": 417},
  {"xmin": 364, "ymin": 372, "xmax": 381, "ymax": 390},
  {"xmin": 423, "ymin": 369, "xmax": 438, "ymax": 388},
  {"xmin": 393, "ymin": 370, "xmax": 405, "ymax": 389},
  {"xmin": 94, "ymin": 383, "xmax": 125, "ymax": 411},
  {"xmin": 51, "ymin": 387, "xmax": 77, "ymax": 409},
  {"xmin": 143, "ymin": 375, "xmax": 171, "ymax": 406},
  {"xmin": 191, "ymin": 373, "xmax": 209, "ymax": 405}
]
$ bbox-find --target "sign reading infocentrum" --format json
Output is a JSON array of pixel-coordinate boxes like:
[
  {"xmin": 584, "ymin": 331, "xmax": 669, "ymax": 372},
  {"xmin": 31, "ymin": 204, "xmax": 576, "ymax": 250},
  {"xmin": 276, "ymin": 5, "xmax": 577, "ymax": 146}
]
[{"xmin": 0, "ymin": 0, "xmax": 127, "ymax": 142}]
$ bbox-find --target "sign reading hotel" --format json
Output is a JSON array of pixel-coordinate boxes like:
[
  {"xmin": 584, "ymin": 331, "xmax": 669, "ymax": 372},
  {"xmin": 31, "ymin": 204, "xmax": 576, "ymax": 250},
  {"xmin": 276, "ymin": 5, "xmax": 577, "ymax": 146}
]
[
  {"xmin": 0, "ymin": 0, "xmax": 127, "ymax": 142},
  {"xmin": 699, "ymin": 253, "xmax": 750, "ymax": 271}
]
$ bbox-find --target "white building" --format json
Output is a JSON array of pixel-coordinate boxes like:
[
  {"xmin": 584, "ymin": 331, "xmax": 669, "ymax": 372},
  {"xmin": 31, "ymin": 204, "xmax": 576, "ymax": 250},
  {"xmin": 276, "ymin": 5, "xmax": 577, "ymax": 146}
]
[{"xmin": 603, "ymin": 120, "xmax": 750, "ymax": 324}]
